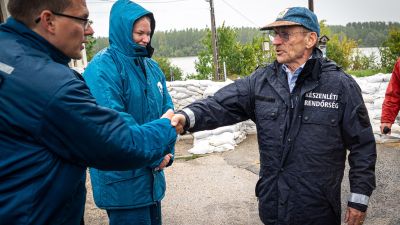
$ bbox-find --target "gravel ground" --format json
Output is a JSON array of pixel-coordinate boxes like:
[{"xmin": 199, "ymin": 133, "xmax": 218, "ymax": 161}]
[{"xmin": 84, "ymin": 134, "xmax": 400, "ymax": 225}]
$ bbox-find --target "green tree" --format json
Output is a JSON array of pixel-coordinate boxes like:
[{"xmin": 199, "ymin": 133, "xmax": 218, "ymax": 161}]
[
  {"xmin": 153, "ymin": 56, "xmax": 183, "ymax": 81},
  {"xmin": 380, "ymin": 27, "xmax": 400, "ymax": 72},
  {"xmin": 85, "ymin": 35, "xmax": 96, "ymax": 61},
  {"xmin": 195, "ymin": 23, "xmax": 271, "ymax": 80},
  {"xmin": 320, "ymin": 20, "xmax": 359, "ymax": 70}
]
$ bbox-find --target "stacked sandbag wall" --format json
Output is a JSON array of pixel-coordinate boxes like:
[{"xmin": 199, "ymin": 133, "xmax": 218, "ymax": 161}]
[{"xmin": 168, "ymin": 73, "xmax": 396, "ymax": 154}]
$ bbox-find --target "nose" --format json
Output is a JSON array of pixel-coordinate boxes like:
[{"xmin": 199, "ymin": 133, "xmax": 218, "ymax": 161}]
[
  {"xmin": 272, "ymin": 34, "xmax": 283, "ymax": 45},
  {"xmin": 84, "ymin": 24, "xmax": 94, "ymax": 36},
  {"xmin": 143, "ymin": 35, "xmax": 150, "ymax": 44}
]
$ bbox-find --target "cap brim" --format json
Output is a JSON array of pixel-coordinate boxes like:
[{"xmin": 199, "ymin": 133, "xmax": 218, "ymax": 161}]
[{"xmin": 260, "ymin": 20, "xmax": 301, "ymax": 31}]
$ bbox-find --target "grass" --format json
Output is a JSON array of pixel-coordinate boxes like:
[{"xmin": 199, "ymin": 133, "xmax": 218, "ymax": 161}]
[
  {"xmin": 346, "ymin": 69, "xmax": 387, "ymax": 77},
  {"xmin": 175, "ymin": 154, "xmax": 205, "ymax": 161}
]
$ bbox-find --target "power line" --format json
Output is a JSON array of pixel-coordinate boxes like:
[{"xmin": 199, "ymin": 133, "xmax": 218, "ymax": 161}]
[{"xmin": 219, "ymin": 0, "xmax": 259, "ymax": 27}]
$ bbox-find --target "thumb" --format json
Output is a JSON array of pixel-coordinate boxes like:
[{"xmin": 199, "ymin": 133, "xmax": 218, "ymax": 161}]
[{"xmin": 171, "ymin": 115, "xmax": 179, "ymax": 126}]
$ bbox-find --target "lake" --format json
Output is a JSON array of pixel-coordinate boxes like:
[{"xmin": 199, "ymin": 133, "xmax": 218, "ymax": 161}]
[
  {"xmin": 168, "ymin": 47, "xmax": 380, "ymax": 77},
  {"xmin": 169, "ymin": 56, "xmax": 198, "ymax": 77}
]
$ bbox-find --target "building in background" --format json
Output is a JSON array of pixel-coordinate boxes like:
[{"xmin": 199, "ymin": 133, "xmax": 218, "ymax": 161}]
[
  {"xmin": 0, "ymin": 0, "xmax": 9, "ymax": 23},
  {"xmin": 0, "ymin": 0, "xmax": 88, "ymax": 71}
]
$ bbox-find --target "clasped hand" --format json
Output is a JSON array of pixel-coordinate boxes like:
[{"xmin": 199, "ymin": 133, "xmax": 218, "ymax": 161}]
[{"xmin": 155, "ymin": 110, "xmax": 187, "ymax": 170}]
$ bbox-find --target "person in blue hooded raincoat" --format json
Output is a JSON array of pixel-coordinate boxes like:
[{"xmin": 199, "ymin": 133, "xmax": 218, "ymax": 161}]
[{"xmin": 83, "ymin": 1, "xmax": 174, "ymax": 224}]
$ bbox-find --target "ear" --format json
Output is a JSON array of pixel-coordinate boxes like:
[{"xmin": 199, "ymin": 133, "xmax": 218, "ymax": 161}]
[
  {"xmin": 36, "ymin": 10, "xmax": 57, "ymax": 34},
  {"xmin": 306, "ymin": 32, "xmax": 318, "ymax": 49}
]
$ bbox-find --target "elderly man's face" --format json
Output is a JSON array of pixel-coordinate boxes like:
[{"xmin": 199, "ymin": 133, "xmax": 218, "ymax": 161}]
[
  {"xmin": 271, "ymin": 26, "xmax": 311, "ymax": 69},
  {"xmin": 52, "ymin": 0, "xmax": 94, "ymax": 59}
]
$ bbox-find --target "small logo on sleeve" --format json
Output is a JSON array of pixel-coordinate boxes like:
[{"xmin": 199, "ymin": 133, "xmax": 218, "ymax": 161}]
[{"xmin": 157, "ymin": 82, "xmax": 163, "ymax": 95}]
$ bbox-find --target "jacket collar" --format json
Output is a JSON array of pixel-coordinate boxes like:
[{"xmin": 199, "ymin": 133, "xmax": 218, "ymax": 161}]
[{"xmin": 1, "ymin": 17, "xmax": 71, "ymax": 65}]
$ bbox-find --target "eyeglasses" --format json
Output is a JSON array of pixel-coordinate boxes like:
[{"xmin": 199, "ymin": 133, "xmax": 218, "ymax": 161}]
[
  {"xmin": 35, "ymin": 11, "xmax": 90, "ymax": 30},
  {"xmin": 269, "ymin": 30, "xmax": 309, "ymax": 42}
]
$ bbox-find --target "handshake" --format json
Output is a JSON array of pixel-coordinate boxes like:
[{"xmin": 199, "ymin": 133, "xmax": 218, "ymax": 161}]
[
  {"xmin": 161, "ymin": 109, "xmax": 187, "ymax": 135},
  {"xmin": 155, "ymin": 109, "xmax": 187, "ymax": 171}
]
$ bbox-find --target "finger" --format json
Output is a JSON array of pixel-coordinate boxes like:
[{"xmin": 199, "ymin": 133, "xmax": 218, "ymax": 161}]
[
  {"xmin": 161, "ymin": 109, "xmax": 174, "ymax": 120},
  {"xmin": 344, "ymin": 208, "xmax": 350, "ymax": 223},
  {"xmin": 171, "ymin": 115, "xmax": 182, "ymax": 126},
  {"xmin": 175, "ymin": 125, "xmax": 184, "ymax": 134},
  {"xmin": 158, "ymin": 155, "xmax": 171, "ymax": 170}
]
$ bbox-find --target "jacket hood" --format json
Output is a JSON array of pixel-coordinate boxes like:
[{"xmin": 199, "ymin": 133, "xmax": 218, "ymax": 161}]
[{"xmin": 109, "ymin": 0, "xmax": 155, "ymax": 57}]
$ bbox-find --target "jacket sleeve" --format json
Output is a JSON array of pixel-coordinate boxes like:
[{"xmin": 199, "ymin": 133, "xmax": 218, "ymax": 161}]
[
  {"xmin": 161, "ymin": 75, "xmax": 175, "ymax": 167},
  {"xmin": 381, "ymin": 59, "xmax": 400, "ymax": 123},
  {"xmin": 38, "ymin": 78, "xmax": 177, "ymax": 171},
  {"xmin": 182, "ymin": 75, "xmax": 254, "ymax": 132},
  {"xmin": 341, "ymin": 75, "xmax": 377, "ymax": 209}
]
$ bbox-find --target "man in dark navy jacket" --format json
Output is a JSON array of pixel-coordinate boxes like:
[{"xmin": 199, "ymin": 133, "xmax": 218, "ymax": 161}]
[
  {"xmin": 172, "ymin": 7, "xmax": 376, "ymax": 225},
  {"xmin": 0, "ymin": 0, "xmax": 176, "ymax": 224}
]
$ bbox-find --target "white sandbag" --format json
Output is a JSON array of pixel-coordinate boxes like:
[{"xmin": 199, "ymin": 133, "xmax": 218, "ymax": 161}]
[
  {"xmin": 187, "ymin": 85, "xmax": 203, "ymax": 94},
  {"xmin": 193, "ymin": 130, "xmax": 213, "ymax": 139},
  {"xmin": 169, "ymin": 80, "xmax": 187, "ymax": 87},
  {"xmin": 188, "ymin": 142, "xmax": 214, "ymax": 154},
  {"xmin": 203, "ymin": 85, "xmax": 223, "ymax": 98},
  {"xmin": 365, "ymin": 73, "xmax": 392, "ymax": 83},
  {"xmin": 174, "ymin": 92, "xmax": 189, "ymax": 100},
  {"xmin": 211, "ymin": 124, "xmax": 241, "ymax": 135},
  {"xmin": 362, "ymin": 94, "xmax": 374, "ymax": 104},
  {"xmin": 373, "ymin": 98, "xmax": 384, "ymax": 109},
  {"xmin": 234, "ymin": 131, "xmax": 247, "ymax": 144},
  {"xmin": 209, "ymin": 132, "xmax": 236, "ymax": 146},
  {"xmin": 361, "ymin": 83, "xmax": 380, "ymax": 94},
  {"xmin": 213, "ymin": 143, "xmax": 235, "ymax": 152}
]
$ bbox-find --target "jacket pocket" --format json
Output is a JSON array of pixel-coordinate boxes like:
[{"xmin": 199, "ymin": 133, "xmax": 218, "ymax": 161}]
[
  {"xmin": 255, "ymin": 101, "xmax": 279, "ymax": 120},
  {"xmin": 103, "ymin": 169, "xmax": 148, "ymax": 184},
  {"xmin": 302, "ymin": 110, "xmax": 339, "ymax": 126}
]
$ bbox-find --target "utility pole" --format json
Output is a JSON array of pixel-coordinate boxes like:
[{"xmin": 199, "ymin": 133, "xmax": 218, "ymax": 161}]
[
  {"xmin": 308, "ymin": 0, "xmax": 314, "ymax": 12},
  {"xmin": 206, "ymin": 0, "xmax": 220, "ymax": 80}
]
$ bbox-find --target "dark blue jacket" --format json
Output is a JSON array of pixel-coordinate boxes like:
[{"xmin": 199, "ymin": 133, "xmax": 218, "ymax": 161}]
[
  {"xmin": 0, "ymin": 18, "xmax": 176, "ymax": 225},
  {"xmin": 180, "ymin": 49, "xmax": 376, "ymax": 225},
  {"xmin": 84, "ymin": 0, "xmax": 174, "ymax": 209}
]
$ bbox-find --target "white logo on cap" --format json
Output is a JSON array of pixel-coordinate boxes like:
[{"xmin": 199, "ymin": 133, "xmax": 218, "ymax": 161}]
[{"xmin": 277, "ymin": 8, "xmax": 289, "ymax": 19}]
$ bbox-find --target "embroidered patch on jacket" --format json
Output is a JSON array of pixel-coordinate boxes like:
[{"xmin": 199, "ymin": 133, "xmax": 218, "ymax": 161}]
[
  {"xmin": 157, "ymin": 81, "xmax": 163, "ymax": 95},
  {"xmin": 304, "ymin": 91, "xmax": 339, "ymax": 109},
  {"xmin": 0, "ymin": 61, "xmax": 14, "ymax": 75}
]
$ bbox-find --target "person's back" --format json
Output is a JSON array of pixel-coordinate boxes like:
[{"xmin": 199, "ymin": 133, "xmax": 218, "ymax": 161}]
[{"xmin": 0, "ymin": 0, "xmax": 176, "ymax": 224}]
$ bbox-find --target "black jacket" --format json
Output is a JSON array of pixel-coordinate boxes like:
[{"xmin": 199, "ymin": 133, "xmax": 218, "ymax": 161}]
[{"xmin": 180, "ymin": 49, "xmax": 376, "ymax": 225}]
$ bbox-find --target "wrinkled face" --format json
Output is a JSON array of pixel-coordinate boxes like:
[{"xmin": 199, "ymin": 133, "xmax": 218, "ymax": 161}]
[
  {"xmin": 132, "ymin": 17, "xmax": 151, "ymax": 47},
  {"xmin": 271, "ymin": 26, "xmax": 310, "ymax": 68},
  {"xmin": 53, "ymin": 0, "xmax": 94, "ymax": 59}
]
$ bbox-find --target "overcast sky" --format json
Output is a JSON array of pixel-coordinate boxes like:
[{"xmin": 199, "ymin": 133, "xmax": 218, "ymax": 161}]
[{"xmin": 87, "ymin": 0, "xmax": 400, "ymax": 37}]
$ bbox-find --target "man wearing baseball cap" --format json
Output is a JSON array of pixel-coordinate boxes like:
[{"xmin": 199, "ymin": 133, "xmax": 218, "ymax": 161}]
[{"xmin": 171, "ymin": 7, "xmax": 376, "ymax": 225}]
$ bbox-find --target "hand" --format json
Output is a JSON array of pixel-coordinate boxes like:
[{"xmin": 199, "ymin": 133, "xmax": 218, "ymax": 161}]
[
  {"xmin": 380, "ymin": 122, "xmax": 392, "ymax": 134},
  {"xmin": 344, "ymin": 207, "xmax": 366, "ymax": 225},
  {"xmin": 171, "ymin": 114, "xmax": 186, "ymax": 134},
  {"xmin": 161, "ymin": 109, "xmax": 174, "ymax": 121},
  {"xmin": 155, "ymin": 153, "xmax": 173, "ymax": 171}
]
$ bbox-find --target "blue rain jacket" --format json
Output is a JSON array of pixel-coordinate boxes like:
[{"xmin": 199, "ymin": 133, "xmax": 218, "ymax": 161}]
[
  {"xmin": 84, "ymin": 0, "xmax": 174, "ymax": 209},
  {"xmin": 0, "ymin": 17, "xmax": 176, "ymax": 225}
]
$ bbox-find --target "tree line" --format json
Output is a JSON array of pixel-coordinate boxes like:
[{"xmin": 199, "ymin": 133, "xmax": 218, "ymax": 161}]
[
  {"xmin": 87, "ymin": 21, "xmax": 400, "ymax": 80},
  {"xmin": 91, "ymin": 21, "xmax": 400, "ymax": 58}
]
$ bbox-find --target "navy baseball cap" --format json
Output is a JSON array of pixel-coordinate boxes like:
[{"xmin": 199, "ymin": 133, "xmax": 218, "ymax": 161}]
[{"xmin": 260, "ymin": 7, "xmax": 320, "ymax": 36}]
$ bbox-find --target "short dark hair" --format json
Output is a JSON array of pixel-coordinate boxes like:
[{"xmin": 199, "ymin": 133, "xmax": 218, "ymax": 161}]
[{"xmin": 7, "ymin": 0, "xmax": 72, "ymax": 27}]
